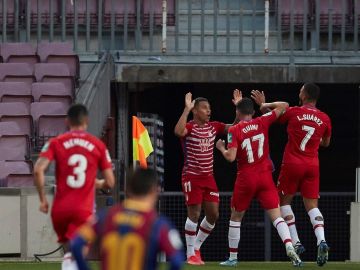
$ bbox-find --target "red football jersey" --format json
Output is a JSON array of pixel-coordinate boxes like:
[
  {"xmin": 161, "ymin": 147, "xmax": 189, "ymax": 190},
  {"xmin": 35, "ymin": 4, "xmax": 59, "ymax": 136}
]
[
  {"xmin": 181, "ymin": 121, "xmax": 226, "ymax": 176},
  {"xmin": 40, "ymin": 130, "xmax": 112, "ymax": 213},
  {"xmin": 227, "ymin": 111, "xmax": 277, "ymax": 171},
  {"xmin": 278, "ymin": 105, "xmax": 332, "ymax": 166}
]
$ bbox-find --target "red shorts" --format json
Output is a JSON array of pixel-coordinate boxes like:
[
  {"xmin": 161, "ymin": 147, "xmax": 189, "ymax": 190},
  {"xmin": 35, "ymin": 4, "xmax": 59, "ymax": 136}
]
[
  {"xmin": 181, "ymin": 174, "xmax": 219, "ymax": 205},
  {"xmin": 277, "ymin": 163, "xmax": 319, "ymax": 199},
  {"xmin": 231, "ymin": 170, "xmax": 279, "ymax": 212},
  {"xmin": 51, "ymin": 209, "xmax": 93, "ymax": 243}
]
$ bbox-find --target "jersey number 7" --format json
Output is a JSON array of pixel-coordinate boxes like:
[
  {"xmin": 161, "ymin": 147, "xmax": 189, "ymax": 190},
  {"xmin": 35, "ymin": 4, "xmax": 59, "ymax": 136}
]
[
  {"xmin": 241, "ymin": 133, "xmax": 264, "ymax": 163},
  {"xmin": 300, "ymin": 125, "xmax": 315, "ymax": 151}
]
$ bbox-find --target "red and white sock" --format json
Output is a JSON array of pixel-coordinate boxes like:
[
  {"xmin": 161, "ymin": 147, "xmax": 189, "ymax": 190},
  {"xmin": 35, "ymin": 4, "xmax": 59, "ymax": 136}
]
[
  {"xmin": 185, "ymin": 218, "xmax": 198, "ymax": 258},
  {"xmin": 228, "ymin": 220, "xmax": 241, "ymax": 260},
  {"xmin": 280, "ymin": 205, "xmax": 300, "ymax": 245},
  {"xmin": 194, "ymin": 218, "xmax": 215, "ymax": 250},
  {"xmin": 308, "ymin": 208, "xmax": 325, "ymax": 245},
  {"xmin": 273, "ymin": 217, "xmax": 292, "ymax": 248}
]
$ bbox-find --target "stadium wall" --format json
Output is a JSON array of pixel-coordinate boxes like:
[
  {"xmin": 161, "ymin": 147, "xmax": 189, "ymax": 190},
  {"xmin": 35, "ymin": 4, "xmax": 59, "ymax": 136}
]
[{"xmin": 0, "ymin": 188, "xmax": 60, "ymax": 258}]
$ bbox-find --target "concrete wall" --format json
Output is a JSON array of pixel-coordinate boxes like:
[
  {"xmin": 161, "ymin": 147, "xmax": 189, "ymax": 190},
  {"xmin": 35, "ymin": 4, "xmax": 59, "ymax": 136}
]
[
  {"xmin": 0, "ymin": 188, "xmax": 61, "ymax": 258},
  {"xmin": 117, "ymin": 62, "xmax": 360, "ymax": 83}
]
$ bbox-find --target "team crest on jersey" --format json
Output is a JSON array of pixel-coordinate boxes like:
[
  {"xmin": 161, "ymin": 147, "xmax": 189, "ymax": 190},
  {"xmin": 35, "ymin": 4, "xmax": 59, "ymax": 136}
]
[
  {"xmin": 41, "ymin": 142, "xmax": 50, "ymax": 152},
  {"xmin": 199, "ymin": 138, "xmax": 210, "ymax": 152},
  {"xmin": 227, "ymin": 132, "xmax": 233, "ymax": 143}
]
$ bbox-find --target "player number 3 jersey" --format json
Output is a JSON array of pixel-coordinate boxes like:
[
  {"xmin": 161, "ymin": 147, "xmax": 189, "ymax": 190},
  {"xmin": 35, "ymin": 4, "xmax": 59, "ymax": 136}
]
[{"xmin": 40, "ymin": 130, "xmax": 113, "ymax": 213}]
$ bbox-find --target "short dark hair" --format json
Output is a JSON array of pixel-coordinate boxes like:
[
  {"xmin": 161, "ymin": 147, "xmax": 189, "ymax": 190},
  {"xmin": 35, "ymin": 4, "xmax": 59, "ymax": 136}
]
[
  {"xmin": 67, "ymin": 104, "xmax": 88, "ymax": 126},
  {"xmin": 126, "ymin": 168, "xmax": 159, "ymax": 196},
  {"xmin": 303, "ymin": 83, "xmax": 320, "ymax": 101},
  {"xmin": 236, "ymin": 97, "xmax": 254, "ymax": 115},
  {"xmin": 194, "ymin": 97, "xmax": 209, "ymax": 107}
]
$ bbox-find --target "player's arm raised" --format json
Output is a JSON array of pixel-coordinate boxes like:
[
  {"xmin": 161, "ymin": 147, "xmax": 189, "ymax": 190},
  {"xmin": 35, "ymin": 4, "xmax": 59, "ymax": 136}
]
[
  {"xmin": 260, "ymin": 101, "xmax": 289, "ymax": 118},
  {"xmin": 216, "ymin": 139, "xmax": 237, "ymax": 162},
  {"xmin": 251, "ymin": 90, "xmax": 271, "ymax": 114},
  {"xmin": 225, "ymin": 89, "xmax": 243, "ymax": 132},
  {"xmin": 174, "ymin": 92, "xmax": 194, "ymax": 137},
  {"xmin": 34, "ymin": 157, "xmax": 51, "ymax": 214}
]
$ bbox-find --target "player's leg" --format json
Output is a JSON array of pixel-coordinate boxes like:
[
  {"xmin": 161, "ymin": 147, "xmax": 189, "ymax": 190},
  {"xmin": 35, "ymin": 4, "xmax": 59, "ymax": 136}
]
[
  {"xmin": 267, "ymin": 207, "xmax": 302, "ymax": 267},
  {"xmin": 51, "ymin": 211, "xmax": 79, "ymax": 270},
  {"xmin": 304, "ymin": 197, "xmax": 329, "ymax": 266},
  {"xmin": 302, "ymin": 166, "xmax": 329, "ymax": 266},
  {"xmin": 182, "ymin": 177, "xmax": 203, "ymax": 265},
  {"xmin": 278, "ymin": 164, "xmax": 305, "ymax": 254},
  {"xmin": 219, "ymin": 209, "xmax": 245, "ymax": 267},
  {"xmin": 260, "ymin": 171, "xmax": 302, "ymax": 267},
  {"xmin": 185, "ymin": 204, "xmax": 202, "ymax": 263},
  {"xmin": 220, "ymin": 174, "xmax": 252, "ymax": 267},
  {"xmin": 193, "ymin": 176, "xmax": 219, "ymax": 264}
]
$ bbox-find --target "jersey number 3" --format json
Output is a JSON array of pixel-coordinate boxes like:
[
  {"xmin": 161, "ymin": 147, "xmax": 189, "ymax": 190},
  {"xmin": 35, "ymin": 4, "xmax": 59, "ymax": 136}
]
[
  {"xmin": 66, "ymin": 154, "xmax": 88, "ymax": 188},
  {"xmin": 300, "ymin": 125, "xmax": 315, "ymax": 151}
]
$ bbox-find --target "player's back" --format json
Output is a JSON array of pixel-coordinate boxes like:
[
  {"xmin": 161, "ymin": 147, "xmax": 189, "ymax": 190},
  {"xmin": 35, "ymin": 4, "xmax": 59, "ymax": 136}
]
[
  {"xmin": 47, "ymin": 130, "xmax": 109, "ymax": 212},
  {"xmin": 281, "ymin": 105, "xmax": 331, "ymax": 166},
  {"xmin": 229, "ymin": 112, "xmax": 276, "ymax": 172},
  {"xmin": 98, "ymin": 200, "xmax": 177, "ymax": 270}
]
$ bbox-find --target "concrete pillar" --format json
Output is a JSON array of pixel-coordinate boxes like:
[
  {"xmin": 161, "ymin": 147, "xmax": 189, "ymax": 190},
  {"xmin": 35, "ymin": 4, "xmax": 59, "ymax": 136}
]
[{"xmin": 350, "ymin": 202, "xmax": 360, "ymax": 261}]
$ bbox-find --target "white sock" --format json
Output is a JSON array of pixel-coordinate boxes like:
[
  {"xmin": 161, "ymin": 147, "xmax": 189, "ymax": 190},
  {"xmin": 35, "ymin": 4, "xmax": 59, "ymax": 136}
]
[
  {"xmin": 228, "ymin": 220, "xmax": 241, "ymax": 260},
  {"xmin": 62, "ymin": 252, "xmax": 78, "ymax": 270},
  {"xmin": 308, "ymin": 208, "xmax": 325, "ymax": 245},
  {"xmin": 194, "ymin": 218, "xmax": 215, "ymax": 250},
  {"xmin": 280, "ymin": 205, "xmax": 300, "ymax": 245},
  {"xmin": 185, "ymin": 218, "xmax": 198, "ymax": 258},
  {"xmin": 273, "ymin": 217, "xmax": 292, "ymax": 248}
]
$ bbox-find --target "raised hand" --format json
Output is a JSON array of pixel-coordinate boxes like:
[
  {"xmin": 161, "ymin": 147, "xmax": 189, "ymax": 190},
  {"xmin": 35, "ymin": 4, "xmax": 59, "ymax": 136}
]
[
  {"xmin": 185, "ymin": 92, "xmax": 195, "ymax": 111},
  {"xmin": 251, "ymin": 90, "xmax": 266, "ymax": 106},
  {"xmin": 232, "ymin": 89, "xmax": 242, "ymax": 105}
]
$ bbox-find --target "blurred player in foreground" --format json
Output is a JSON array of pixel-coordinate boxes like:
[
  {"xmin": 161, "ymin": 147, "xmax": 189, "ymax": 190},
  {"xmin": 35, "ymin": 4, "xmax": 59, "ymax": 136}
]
[
  {"xmin": 71, "ymin": 168, "xmax": 184, "ymax": 270},
  {"xmin": 216, "ymin": 96, "xmax": 302, "ymax": 267},
  {"xmin": 34, "ymin": 104, "xmax": 115, "ymax": 270}
]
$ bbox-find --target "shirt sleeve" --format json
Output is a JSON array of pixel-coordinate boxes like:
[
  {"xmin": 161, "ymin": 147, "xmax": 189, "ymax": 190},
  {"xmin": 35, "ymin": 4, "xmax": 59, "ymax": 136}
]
[
  {"xmin": 323, "ymin": 116, "xmax": 332, "ymax": 138},
  {"xmin": 277, "ymin": 106, "xmax": 292, "ymax": 124},
  {"xmin": 39, "ymin": 139, "xmax": 56, "ymax": 161},
  {"xmin": 99, "ymin": 143, "xmax": 113, "ymax": 171},
  {"xmin": 260, "ymin": 110, "xmax": 278, "ymax": 128},
  {"xmin": 212, "ymin": 121, "xmax": 226, "ymax": 135},
  {"xmin": 227, "ymin": 126, "xmax": 238, "ymax": 149},
  {"xmin": 185, "ymin": 122, "xmax": 193, "ymax": 136}
]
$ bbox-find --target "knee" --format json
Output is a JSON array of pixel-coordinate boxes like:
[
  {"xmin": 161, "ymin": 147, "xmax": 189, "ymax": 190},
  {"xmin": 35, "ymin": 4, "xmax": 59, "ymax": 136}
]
[
  {"xmin": 188, "ymin": 210, "xmax": 201, "ymax": 223},
  {"xmin": 284, "ymin": 214, "xmax": 294, "ymax": 221},
  {"xmin": 206, "ymin": 211, "xmax": 219, "ymax": 224}
]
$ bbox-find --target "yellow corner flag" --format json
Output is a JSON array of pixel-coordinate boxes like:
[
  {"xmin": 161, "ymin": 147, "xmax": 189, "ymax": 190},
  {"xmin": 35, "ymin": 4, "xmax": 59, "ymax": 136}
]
[{"xmin": 132, "ymin": 116, "xmax": 154, "ymax": 168}]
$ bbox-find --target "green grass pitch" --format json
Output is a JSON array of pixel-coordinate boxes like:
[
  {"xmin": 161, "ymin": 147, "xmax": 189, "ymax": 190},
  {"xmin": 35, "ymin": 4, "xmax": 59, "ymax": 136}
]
[{"xmin": 0, "ymin": 261, "xmax": 360, "ymax": 270}]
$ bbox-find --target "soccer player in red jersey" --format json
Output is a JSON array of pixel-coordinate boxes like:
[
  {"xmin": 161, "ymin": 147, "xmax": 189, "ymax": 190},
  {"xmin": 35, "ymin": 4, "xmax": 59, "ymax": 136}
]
[
  {"xmin": 216, "ymin": 97, "xmax": 302, "ymax": 267},
  {"xmin": 71, "ymin": 168, "xmax": 184, "ymax": 270},
  {"xmin": 264, "ymin": 84, "xmax": 331, "ymax": 266},
  {"xmin": 34, "ymin": 104, "xmax": 115, "ymax": 270},
  {"xmin": 174, "ymin": 90, "xmax": 241, "ymax": 265}
]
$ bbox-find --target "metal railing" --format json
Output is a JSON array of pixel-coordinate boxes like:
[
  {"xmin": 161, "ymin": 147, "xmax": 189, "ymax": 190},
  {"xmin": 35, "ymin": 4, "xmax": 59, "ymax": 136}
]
[
  {"xmin": 1, "ymin": 0, "xmax": 359, "ymax": 56},
  {"xmin": 76, "ymin": 52, "xmax": 114, "ymax": 137}
]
